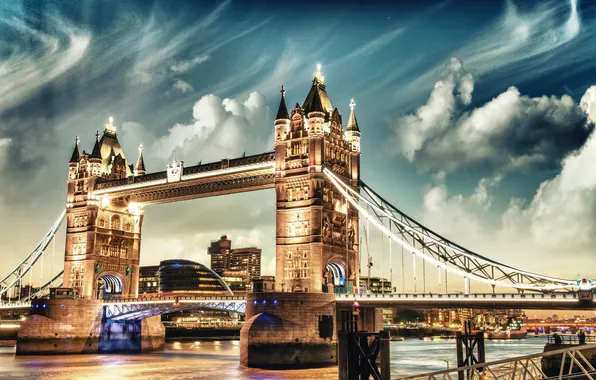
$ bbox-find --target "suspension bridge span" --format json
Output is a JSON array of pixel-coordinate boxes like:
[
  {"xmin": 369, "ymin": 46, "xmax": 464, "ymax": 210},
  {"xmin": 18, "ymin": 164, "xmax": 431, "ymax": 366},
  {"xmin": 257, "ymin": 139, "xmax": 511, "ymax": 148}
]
[{"xmin": 0, "ymin": 66, "xmax": 594, "ymax": 369}]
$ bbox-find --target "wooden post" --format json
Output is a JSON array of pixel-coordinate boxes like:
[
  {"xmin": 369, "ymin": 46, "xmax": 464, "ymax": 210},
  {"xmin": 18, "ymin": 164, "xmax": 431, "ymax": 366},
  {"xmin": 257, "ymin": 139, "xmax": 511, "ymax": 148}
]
[
  {"xmin": 380, "ymin": 330, "xmax": 391, "ymax": 380},
  {"xmin": 338, "ymin": 331, "xmax": 347, "ymax": 380},
  {"xmin": 456, "ymin": 331, "xmax": 464, "ymax": 380}
]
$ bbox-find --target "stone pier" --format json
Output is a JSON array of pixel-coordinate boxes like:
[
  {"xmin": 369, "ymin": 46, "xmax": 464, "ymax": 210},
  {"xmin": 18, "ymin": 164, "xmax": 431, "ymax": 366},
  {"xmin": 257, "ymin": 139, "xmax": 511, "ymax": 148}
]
[
  {"xmin": 241, "ymin": 292, "xmax": 338, "ymax": 368},
  {"xmin": 240, "ymin": 292, "xmax": 384, "ymax": 369},
  {"xmin": 16, "ymin": 299, "xmax": 164, "ymax": 354}
]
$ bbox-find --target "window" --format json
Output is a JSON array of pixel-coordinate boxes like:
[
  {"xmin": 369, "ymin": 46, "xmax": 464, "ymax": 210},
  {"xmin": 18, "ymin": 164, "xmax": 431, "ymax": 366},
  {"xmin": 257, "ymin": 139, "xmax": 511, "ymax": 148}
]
[{"xmin": 111, "ymin": 215, "xmax": 121, "ymax": 230}]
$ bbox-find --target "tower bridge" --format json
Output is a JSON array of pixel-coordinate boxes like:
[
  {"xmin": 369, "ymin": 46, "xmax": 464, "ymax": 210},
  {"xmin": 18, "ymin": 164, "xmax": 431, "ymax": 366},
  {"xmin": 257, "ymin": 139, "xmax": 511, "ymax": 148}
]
[{"xmin": 1, "ymin": 65, "xmax": 595, "ymax": 368}]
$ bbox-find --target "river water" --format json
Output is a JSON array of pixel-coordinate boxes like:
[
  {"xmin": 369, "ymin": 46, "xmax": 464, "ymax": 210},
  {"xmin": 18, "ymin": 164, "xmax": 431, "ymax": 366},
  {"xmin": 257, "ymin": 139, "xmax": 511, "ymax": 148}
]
[{"xmin": 0, "ymin": 337, "xmax": 548, "ymax": 379}]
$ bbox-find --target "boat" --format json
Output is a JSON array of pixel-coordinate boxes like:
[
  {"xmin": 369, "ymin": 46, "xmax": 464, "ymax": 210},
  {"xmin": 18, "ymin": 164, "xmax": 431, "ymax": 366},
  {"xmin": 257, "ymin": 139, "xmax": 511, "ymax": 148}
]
[
  {"xmin": 487, "ymin": 327, "xmax": 527, "ymax": 340},
  {"xmin": 486, "ymin": 316, "xmax": 527, "ymax": 340}
]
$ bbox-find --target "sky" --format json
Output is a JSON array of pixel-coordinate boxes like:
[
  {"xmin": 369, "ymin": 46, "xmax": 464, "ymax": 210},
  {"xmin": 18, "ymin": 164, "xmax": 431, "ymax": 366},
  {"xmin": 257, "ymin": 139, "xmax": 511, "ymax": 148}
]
[{"xmin": 1, "ymin": 0, "xmax": 596, "ymax": 300}]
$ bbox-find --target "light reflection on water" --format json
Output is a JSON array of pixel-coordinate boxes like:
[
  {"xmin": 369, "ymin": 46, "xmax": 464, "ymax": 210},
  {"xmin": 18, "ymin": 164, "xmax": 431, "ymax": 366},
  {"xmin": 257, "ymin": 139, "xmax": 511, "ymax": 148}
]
[{"xmin": 0, "ymin": 337, "xmax": 548, "ymax": 379}]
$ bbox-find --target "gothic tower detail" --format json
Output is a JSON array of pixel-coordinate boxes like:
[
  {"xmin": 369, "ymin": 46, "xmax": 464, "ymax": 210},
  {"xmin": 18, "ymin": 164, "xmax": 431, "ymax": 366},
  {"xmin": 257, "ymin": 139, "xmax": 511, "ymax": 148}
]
[
  {"xmin": 64, "ymin": 118, "xmax": 144, "ymax": 299},
  {"xmin": 275, "ymin": 65, "xmax": 361, "ymax": 294}
]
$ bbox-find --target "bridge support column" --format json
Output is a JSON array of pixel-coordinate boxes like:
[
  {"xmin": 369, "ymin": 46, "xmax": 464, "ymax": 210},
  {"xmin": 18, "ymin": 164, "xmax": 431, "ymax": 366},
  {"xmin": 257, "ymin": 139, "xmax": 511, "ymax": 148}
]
[
  {"xmin": 16, "ymin": 299, "xmax": 164, "ymax": 354},
  {"xmin": 16, "ymin": 298, "xmax": 104, "ymax": 354},
  {"xmin": 240, "ymin": 292, "xmax": 337, "ymax": 368}
]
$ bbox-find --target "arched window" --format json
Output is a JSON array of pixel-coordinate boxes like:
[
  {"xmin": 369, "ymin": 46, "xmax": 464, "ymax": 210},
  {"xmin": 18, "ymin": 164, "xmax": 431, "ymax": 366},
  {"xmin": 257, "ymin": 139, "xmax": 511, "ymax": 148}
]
[{"xmin": 111, "ymin": 215, "xmax": 121, "ymax": 230}]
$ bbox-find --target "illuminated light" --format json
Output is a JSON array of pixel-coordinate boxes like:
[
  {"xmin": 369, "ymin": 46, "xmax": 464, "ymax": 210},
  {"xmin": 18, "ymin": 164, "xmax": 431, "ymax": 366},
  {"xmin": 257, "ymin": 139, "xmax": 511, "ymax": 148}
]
[
  {"xmin": 0, "ymin": 324, "xmax": 20, "ymax": 329},
  {"xmin": 353, "ymin": 301, "xmax": 360, "ymax": 307},
  {"xmin": 273, "ymin": 300, "xmax": 278, "ymax": 305},
  {"xmin": 42, "ymin": 304, "xmax": 46, "ymax": 308},
  {"xmin": 334, "ymin": 200, "xmax": 347, "ymax": 214},
  {"xmin": 61, "ymin": 304, "xmax": 65, "ymax": 309},
  {"xmin": 127, "ymin": 202, "xmax": 143, "ymax": 215},
  {"xmin": 100, "ymin": 196, "xmax": 110, "ymax": 209},
  {"xmin": 262, "ymin": 300, "xmax": 267, "ymax": 305},
  {"xmin": 253, "ymin": 300, "xmax": 258, "ymax": 305}
]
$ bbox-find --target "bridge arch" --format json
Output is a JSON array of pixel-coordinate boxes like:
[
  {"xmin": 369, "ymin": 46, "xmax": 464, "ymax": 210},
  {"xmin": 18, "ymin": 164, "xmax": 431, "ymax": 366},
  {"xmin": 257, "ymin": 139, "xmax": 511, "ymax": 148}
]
[
  {"xmin": 96, "ymin": 272, "xmax": 124, "ymax": 299},
  {"xmin": 325, "ymin": 261, "xmax": 346, "ymax": 291}
]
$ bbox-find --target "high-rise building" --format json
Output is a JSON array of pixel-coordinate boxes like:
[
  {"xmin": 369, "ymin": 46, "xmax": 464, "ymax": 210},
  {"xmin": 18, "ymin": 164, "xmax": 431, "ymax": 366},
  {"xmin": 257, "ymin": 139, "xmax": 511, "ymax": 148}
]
[
  {"xmin": 207, "ymin": 236, "xmax": 232, "ymax": 275},
  {"xmin": 207, "ymin": 236, "xmax": 261, "ymax": 281},
  {"xmin": 139, "ymin": 265, "xmax": 159, "ymax": 295}
]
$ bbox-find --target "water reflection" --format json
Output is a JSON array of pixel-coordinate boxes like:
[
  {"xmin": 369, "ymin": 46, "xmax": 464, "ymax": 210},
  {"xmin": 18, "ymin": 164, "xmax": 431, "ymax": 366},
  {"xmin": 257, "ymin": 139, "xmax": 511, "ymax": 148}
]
[{"xmin": 0, "ymin": 337, "xmax": 548, "ymax": 379}]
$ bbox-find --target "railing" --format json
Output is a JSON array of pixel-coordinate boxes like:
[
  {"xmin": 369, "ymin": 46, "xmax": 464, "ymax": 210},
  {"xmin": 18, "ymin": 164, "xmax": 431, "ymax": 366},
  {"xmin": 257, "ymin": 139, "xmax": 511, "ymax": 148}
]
[
  {"xmin": 399, "ymin": 343, "xmax": 596, "ymax": 380},
  {"xmin": 102, "ymin": 295, "xmax": 246, "ymax": 304},
  {"xmin": 548, "ymin": 334, "xmax": 596, "ymax": 345},
  {"xmin": 337, "ymin": 292, "xmax": 590, "ymax": 301}
]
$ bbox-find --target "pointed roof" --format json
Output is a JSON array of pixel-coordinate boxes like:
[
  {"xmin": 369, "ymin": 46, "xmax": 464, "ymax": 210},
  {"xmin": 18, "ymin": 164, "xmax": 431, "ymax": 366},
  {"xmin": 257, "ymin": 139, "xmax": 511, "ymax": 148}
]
[
  {"xmin": 136, "ymin": 144, "xmax": 146, "ymax": 173},
  {"xmin": 276, "ymin": 86, "xmax": 289, "ymax": 120},
  {"xmin": 302, "ymin": 65, "xmax": 333, "ymax": 114},
  {"xmin": 90, "ymin": 131, "xmax": 102, "ymax": 159},
  {"xmin": 346, "ymin": 98, "xmax": 360, "ymax": 132},
  {"xmin": 70, "ymin": 136, "xmax": 80, "ymax": 163}
]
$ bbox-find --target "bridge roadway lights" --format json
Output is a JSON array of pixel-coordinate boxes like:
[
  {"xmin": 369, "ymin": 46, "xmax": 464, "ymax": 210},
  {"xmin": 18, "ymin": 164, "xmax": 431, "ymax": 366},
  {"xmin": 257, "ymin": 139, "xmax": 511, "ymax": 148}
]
[
  {"xmin": 240, "ymin": 292, "xmax": 383, "ymax": 369},
  {"xmin": 15, "ymin": 299, "xmax": 164, "ymax": 354}
]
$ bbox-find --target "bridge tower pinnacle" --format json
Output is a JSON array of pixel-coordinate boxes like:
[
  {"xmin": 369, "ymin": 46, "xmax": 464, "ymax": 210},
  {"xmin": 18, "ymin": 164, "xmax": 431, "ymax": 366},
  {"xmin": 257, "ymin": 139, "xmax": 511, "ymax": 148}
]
[{"xmin": 274, "ymin": 65, "xmax": 361, "ymax": 294}]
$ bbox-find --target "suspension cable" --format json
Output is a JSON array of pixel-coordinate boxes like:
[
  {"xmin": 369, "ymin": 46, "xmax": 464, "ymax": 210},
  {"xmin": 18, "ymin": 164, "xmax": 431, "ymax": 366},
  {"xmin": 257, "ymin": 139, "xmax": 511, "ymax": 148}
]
[{"xmin": 381, "ymin": 216, "xmax": 385, "ymax": 294}]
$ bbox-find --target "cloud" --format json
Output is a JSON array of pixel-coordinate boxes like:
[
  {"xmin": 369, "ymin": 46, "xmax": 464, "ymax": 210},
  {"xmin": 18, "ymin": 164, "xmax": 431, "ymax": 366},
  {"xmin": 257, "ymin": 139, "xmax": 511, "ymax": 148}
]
[
  {"xmin": 391, "ymin": 58, "xmax": 591, "ymax": 174},
  {"xmin": 0, "ymin": 137, "xmax": 11, "ymax": 170},
  {"xmin": 170, "ymin": 55, "xmax": 209, "ymax": 73},
  {"xmin": 173, "ymin": 79, "xmax": 194, "ymax": 94},
  {"xmin": 0, "ymin": 12, "xmax": 90, "ymax": 112}
]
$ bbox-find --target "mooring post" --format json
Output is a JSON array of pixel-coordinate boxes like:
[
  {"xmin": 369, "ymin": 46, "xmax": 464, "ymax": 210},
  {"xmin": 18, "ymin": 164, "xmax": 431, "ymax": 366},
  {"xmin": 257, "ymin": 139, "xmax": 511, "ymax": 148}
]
[
  {"xmin": 338, "ymin": 331, "xmax": 347, "ymax": 380},
  {"xmin": 456, "ymin": 331, "xmax": 464, "ymax": 380},
  {"xmin": 380, "ymin": 330, "xmax": 391, "ymax": 380}
]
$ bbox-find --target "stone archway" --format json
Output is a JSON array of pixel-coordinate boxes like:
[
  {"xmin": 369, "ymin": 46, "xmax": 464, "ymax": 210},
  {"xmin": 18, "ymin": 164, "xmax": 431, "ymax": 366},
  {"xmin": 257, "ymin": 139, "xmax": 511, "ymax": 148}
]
[
  {"xmin": 325, "ymin": 261, "xmax": 346, "ymax": 293},
  {"xmin": 96, "ymin": 273, "xmax": 124, "ymax": 299}
]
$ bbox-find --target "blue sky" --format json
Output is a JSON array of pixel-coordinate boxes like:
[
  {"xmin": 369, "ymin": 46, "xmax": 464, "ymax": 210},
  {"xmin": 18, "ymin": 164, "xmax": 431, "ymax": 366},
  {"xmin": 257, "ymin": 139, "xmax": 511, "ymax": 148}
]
[{"xmin": 1, "ymin": 0, "xmax": 596, "ymax": 292}]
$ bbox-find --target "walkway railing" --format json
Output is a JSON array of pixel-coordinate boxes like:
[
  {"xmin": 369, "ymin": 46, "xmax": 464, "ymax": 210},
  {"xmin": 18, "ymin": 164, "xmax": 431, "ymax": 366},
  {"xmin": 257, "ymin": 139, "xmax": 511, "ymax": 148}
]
[
  {"xmin": 548, "ymin": 334, "xmax": 596, "ymax": 345},
  {"xmin": 337, "ymin": 292, "xmax": 590, "ymax": 301},
  {"xmin": 399, "ymin": 343, "xmax": 596, "ymax": 380}
]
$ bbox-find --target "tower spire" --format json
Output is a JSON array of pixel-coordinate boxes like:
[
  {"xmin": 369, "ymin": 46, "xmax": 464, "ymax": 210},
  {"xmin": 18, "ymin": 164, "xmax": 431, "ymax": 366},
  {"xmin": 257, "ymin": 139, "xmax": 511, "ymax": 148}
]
[
  {"xmin": 346, "ymin": 98, "xmax": 359, "ymax": 132},
  {"xmin": 90, "ymin": 130, "xmax": 101, "ymax": 159},
  {"xmin": 69, "ymin": 136, "xmax": 80, "ymax": 163},
  {"xmin": 276, "ymin": 85, "xmax": 289, "ymax": 120},
  {"xmin": 135, "ymin": 143, "xmax": 146, "ymax": 176},
  {"xmin": 314, "ymin": 63, "xmax": 324, "ymax": 85}
]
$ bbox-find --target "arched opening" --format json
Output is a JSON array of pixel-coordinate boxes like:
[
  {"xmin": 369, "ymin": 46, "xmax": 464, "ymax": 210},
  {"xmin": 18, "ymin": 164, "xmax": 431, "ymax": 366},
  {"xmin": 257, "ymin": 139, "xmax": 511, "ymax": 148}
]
[
  {"xmin": 96, "ymin": 274, "xmax": 123, "ymax": 299},
  {"xmin": 325, "ymin": 262, "xmax": 346, "ymax": 294}
]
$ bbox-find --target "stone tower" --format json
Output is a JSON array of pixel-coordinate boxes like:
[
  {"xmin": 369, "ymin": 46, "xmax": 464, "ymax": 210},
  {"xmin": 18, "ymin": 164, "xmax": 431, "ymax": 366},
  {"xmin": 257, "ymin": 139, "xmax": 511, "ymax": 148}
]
[
  {"xmin": 274, "ymin": 65, "xmax": 361, "ymax": 294},
  {"xmin": 64, "ymin": 118, "xmax": 146, "ymax": 299}
]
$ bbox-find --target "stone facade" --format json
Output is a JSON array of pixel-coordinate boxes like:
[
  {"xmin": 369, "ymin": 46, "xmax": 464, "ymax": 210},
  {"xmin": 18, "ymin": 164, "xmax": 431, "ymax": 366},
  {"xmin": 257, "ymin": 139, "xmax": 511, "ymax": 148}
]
[
  {"xmin": 16, "ymin": 299, "xmax": 164, "ymax": 354},
  {"xmin": 240, "ymin": 292, "xmax": 337, "ymax": 368},
  {"xmin": 274, "ymin": 67, "xmax": 361, "ymax": 294}
]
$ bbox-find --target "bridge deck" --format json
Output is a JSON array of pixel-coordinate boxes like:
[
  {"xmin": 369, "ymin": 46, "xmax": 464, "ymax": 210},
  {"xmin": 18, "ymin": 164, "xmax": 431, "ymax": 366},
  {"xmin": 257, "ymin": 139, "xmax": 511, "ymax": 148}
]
[{"xmin": 93, "ymin": 152, "xmax": 276, "ymax": 204}]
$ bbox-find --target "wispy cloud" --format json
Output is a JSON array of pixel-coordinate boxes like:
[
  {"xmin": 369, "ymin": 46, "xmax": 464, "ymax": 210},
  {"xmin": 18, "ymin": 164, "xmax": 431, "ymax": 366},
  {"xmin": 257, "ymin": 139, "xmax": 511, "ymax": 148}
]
[
  {"xmin": 333, "ymin": 27, "xmax": 405, "ymax": 67},
  {"xmin": 0, "ymin": 13, "xmax": 90, "ymax": 111},
  {"xmin": 172, "ymin": 79, "xmax": 194, "ymax": 94},
  {"xmin": 170, "ymin": 55, "xmax": 209, "ymax": 73}
]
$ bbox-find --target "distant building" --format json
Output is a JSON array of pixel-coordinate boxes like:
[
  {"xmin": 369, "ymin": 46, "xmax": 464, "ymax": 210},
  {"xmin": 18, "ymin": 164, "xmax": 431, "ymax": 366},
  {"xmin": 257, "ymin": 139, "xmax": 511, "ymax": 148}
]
[
  {"xmin": 207, "ymin": 235, "xmax": 262, "ymax": 281},
  {"xmin": 360, "ymin": 276, "xmax": 391, "ymax": 294},
  {"xmin": 159, "ymin": 259, "xmax": 233, "ymax": 295},
  {"xmin": 139, "ymin": 265, "xmax": 160, "ymax": 295},
  {"xmin": 207, "ymin": 236, "xmax": 232, "ymax": 275}
]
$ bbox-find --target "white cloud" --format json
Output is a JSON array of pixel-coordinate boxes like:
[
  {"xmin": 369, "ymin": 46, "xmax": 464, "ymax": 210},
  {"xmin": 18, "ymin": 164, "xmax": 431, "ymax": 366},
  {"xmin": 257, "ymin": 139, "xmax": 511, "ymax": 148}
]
[
  {"xmin": 173, "ymin": 79, "xmax": 194, "ymax": 94},
  {"xmin": 419, "ymin": 120, "xmax": 596, "ymax": 282},
  {"xmin": 391, "ymin": 58, "xmax": 591, "ymax": 174},
  {"xmin": 170, "ymin": 55, "xmax": 209, "ymax": 73},
  {"xmin": 0, "ymin": 137, "xmax": 11, "ymax": 170}
]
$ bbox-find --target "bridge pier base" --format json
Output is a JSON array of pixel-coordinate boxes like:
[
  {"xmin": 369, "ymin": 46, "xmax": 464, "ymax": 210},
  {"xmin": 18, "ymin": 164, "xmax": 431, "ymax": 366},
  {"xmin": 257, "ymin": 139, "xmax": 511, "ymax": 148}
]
[
  {"xmin": 16, "ymin": 299, "xmax": 164, "ymax": 354},
  {"xmin": 240, "ymin": 292, "xmax": 337, "ymax": 369}
]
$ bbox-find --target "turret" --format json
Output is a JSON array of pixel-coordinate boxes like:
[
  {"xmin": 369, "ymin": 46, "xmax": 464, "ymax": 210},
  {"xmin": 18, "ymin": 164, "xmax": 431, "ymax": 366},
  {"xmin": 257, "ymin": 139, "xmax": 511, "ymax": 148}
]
[
  {"xmin": 345, "ymin": 98, "xmax": 360, "ymax": 153},
  {"xmin": 68, "ymin": 136, "xmax": 80, "ymax": 180},
  {"xmin": 274, "ymin": 86, "xmax": 290, "ymax": 145},
  {"xmin": 306, "ymin": 65, "xmax": 326, "ymax": 137},
  {"xmin": 134, "ymin": 144, "xmax": 146, "ymax": 176},
  {"xmin": 89, "ymin": 131, "xmax": 102, "ymax": 177}
]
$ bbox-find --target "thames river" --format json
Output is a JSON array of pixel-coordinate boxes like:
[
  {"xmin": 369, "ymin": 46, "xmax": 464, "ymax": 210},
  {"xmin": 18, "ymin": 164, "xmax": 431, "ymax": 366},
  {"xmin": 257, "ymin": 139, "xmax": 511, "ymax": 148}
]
[{"xmin": 0, "ymin": 337, "xmax": 548, "ymax": 379}]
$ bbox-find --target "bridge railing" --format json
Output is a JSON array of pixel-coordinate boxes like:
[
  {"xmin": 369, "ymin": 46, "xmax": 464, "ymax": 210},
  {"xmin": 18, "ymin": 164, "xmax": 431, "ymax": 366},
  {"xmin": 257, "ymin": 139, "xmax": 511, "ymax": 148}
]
[
  {"xmin": 399, "ymin": 343, "xmax": 596, "ymax": 380},
  {"xmin": 336, "ymin": 292, "xmax": 590, "ymax": 301},
  {"xmin": 102, "ymin": 295, "xmax": 246, "ymax": 304},
  {"xmin": 548, "ymin": 334, "xmax": 596, "ymax": 345}
]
